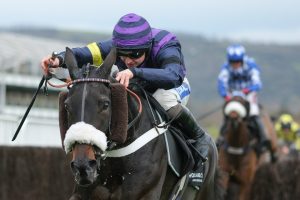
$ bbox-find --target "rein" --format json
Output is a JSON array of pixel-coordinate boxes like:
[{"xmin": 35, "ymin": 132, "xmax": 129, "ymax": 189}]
[{"xmin": 221, "ymin": 116, "xmax": 258, "ymax": 155}]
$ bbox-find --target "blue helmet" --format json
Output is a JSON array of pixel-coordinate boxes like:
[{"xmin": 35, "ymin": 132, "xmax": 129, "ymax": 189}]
[
  {"xmin": 112, "ymin": 13, "xmax": 153, "ymax": 50},
  {"xmin": 226, "ymin": 44, "xmax": 246, "ymax": 62}
]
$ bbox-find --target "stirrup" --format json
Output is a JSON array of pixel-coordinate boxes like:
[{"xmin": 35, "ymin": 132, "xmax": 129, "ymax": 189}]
[{"xmin": 188, "ymin": 140, "xmax": 208, "ymax": 163}]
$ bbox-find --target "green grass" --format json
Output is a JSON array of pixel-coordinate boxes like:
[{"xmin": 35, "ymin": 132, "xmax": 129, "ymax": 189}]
[{"xmin": 205, "ymin": 125, "xmax": 220, "ymax": 140}]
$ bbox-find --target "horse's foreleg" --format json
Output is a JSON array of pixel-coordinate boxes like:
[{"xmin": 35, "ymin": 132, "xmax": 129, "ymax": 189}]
[
  {"xmin": 239, "ymin": 155, "xmax": 257, "ymax": 200},
  {"xmin": 141, "ymin": 160, "xmax": 168, "ymax": 199},
  {"xmin": 69, "ymin": 193, "xmax": 82, "ymax": 200},
  {"xmin": 239, "ymin": 183, "xmax": 252, "ymax": 200},
  {"xmin": 91, "ymin": 186, "xmax": 112, "ymax": 200}
]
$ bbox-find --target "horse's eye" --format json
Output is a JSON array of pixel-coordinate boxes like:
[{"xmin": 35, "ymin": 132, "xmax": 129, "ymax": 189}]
[
  {"xmin": 103, "ymin": 101, "xmax": 110, "ymax": 109},
  {"xmin": 98, "ymin": 100, "xmax": 110, "ymax": 113},
  {"xmin": 64, "ymin": 103, "xmax": 69, "ymax": 111}
]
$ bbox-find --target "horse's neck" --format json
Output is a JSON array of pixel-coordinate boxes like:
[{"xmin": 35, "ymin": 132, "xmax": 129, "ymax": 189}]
[
  {"xmin": 225, "ymin": 119, "xmax": 249, "ymax": 147},
  {"xmin": 127, "ymin": 93, "xmax": 153, "ymax": 140}
]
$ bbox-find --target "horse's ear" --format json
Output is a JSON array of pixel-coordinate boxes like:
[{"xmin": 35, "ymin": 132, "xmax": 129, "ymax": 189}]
[
  {"xmin": 65, "ymin": 47, "xmax": 80, "ymax": 80},
  {"xmin": 97, "ymin": 47, "xmax": 117, "ymax": 78},
  {"xmin": 58, "ymin": 91, "xmax": 69, "ymax": 149}
]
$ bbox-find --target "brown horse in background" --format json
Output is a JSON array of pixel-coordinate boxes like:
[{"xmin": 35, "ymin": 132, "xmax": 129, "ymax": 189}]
[{"xmin": 218, "ymin": 95, "xmax": 277, "ymax": 200}]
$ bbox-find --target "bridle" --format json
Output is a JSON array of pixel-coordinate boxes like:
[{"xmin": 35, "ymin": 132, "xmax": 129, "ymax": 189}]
[
  {"xmin": 222, "ymin": 99, "xmax": 257, "ymax": 155},
  {"xmin": 49, "ymin": 78, "xmax": 142, "ymax": 142}
]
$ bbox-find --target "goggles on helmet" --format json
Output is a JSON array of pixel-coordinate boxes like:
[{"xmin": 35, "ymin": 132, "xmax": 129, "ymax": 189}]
[
  {"xmin": 281, "ymin": 122, "xmax": 291, "ymax": 130},
  {"xmin": 117, "ymin": 48, "xmax": 147, "ymax": 59}
]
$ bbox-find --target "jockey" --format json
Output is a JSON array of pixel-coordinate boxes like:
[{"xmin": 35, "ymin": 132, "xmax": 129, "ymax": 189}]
[
  {"xmin": 40, "ymin": 13, "xmax": 213, "ymax": 164},
  {"xmin": 275, "ymin": 114, "xmax": 300, "ymax": 151},
  {"xmin": 217, "ymin": 44, "xmax": 270, "ymax": 150}
]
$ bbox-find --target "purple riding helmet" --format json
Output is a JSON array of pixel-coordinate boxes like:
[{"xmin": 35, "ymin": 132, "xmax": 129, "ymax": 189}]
[{"xmin": 112, "ymin": 13, "xmax": 153, "ymax": 50}]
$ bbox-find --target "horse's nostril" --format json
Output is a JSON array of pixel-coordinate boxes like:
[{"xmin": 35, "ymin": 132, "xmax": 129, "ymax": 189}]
[
  {"xmin": 70, "ymin": 161, "xmax": 76, "ymax": 171},
  {"xmin": 88, "ymin": 160, "xmax": 97, "ymax": 168},
  {"xmin": 70, "ymin": 161, "xmax": 88, "ymax": 176}
]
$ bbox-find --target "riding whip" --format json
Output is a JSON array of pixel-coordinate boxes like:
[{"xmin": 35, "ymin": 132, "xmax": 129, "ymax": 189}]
[
  {"xmin": 196, "ymin": 104, "xmax": 223, "ymax": 121},
  {"xmin": 12, "ymin": 52, "xmax": 59, "ymax": 141},
  {"xmin": 11, "ymin": 76, "xmax": 46, "ymax": 141}
]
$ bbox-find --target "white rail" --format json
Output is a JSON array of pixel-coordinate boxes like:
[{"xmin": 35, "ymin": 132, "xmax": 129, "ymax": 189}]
[{"xmin": 0, "ymin": 110, "xmax": 62, "ymax": 147}]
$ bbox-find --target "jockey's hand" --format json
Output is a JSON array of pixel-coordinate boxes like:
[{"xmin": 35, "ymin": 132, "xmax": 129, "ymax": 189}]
[
  {"xmin": 281, "ymin": 145, "xmax": 290, "ymax": 155},
  {"xmin": 115, "ymin": 69, "xmax": 134, "ymax": 88},
  {"xmin": 242, "ymin": 88, "xmax": 250, "ymax": 95},
  {"xmin": 224, "ymin": 95, "xmax": 231, "ymax": 102},
  {"xmin": 40, "ymin": 55, "xmax": 60, "ymax": 76}
]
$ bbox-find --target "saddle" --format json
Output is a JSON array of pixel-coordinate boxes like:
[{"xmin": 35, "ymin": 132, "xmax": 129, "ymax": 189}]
[
  {"xmin": 165, "ymin": 126, "xmax": 205, "ymax": 188},
  {"xmin": 144, "ymin": 91, "xmax": 205, "ymax": 188}
]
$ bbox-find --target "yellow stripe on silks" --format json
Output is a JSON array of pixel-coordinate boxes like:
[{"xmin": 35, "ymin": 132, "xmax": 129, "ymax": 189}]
[{"xmin": 87, "ymin": 42, "xmax": 103, "ymax": 67}]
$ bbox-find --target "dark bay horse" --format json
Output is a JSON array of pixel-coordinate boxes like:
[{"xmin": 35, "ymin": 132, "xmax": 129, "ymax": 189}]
[
  {"xmin": 218, "ymin": 96, "xmax": 260, "ymax": 200},
  {"xmin": 250, "ymin": 153, "xmax": 300, "ymax": 200},
  {"xmin": 58, "ymin": 47, "xmax": 221, "ymax": 200}
]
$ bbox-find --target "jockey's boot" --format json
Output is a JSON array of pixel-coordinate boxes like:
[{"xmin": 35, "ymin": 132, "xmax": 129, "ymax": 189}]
[
  {"xmin": 252, "ymin": 116, "xmax": 271, "ymax": 151},
  {"xmin": 167, "ymin": 104, "xmax": 212, "ymax": 164}
]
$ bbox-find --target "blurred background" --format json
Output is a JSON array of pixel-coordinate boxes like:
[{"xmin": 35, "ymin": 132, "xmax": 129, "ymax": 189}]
[{"xmin": 1, "ymin": 0, "xmax": 300, "ymax": 199}]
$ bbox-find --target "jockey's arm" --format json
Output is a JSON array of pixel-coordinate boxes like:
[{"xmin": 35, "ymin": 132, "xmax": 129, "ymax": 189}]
[
  {"xmin": 57, "ymin": 41, "xmax": 112, "ymax": 68},
  {"xmin": 130, "ymin": 45, "xmax": 185, "ymax": 90},
  {"xmin": 247, "ymin": 62, "xmax": 262, "ymax": 93},
  {"xmin": 40, "ymin": 41, "xmax": 112, "ymax": 80},
  {"xmin": 295, "ymin": 129, "xmax": 300, "ymax": 151},
  {"xmin": 217, "ymin": 66, "xmax": 229, "ymax": 98}
]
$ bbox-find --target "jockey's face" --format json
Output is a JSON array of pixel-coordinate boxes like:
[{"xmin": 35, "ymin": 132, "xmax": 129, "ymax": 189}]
[
  {"xmin": 283, "ymin": 128, "xmax": 291, "ymax": 133},
  {"xmin": 118, "ymin": 48, "xmax": 147, "ymax": 68},
  {"xmin": 230, "ymin": 61, "xmax": 243, "ymax": 69},
  {"xmin": 120, "ymin": 53, "xmax": 146, "ymax": 68}
]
